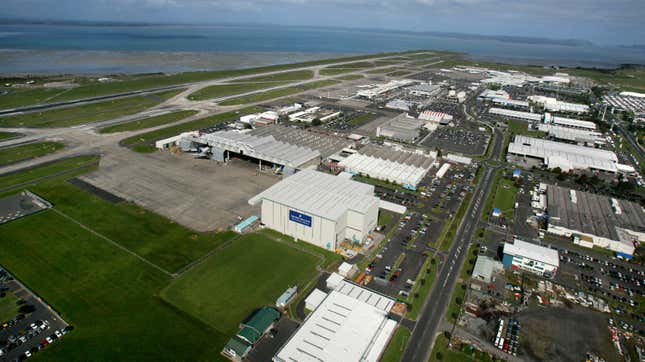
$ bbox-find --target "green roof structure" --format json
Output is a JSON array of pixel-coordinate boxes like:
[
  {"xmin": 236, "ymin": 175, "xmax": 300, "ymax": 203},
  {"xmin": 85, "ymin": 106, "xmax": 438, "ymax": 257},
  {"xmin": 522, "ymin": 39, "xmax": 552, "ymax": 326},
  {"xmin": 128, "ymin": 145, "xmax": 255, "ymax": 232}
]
[
  {"xmin": 223, "ymin": 336, "xmax": 252, "ymax": 359},
  {"xmin": 237, "ymin": 307, "xmax": 280, "ymax": 344}
]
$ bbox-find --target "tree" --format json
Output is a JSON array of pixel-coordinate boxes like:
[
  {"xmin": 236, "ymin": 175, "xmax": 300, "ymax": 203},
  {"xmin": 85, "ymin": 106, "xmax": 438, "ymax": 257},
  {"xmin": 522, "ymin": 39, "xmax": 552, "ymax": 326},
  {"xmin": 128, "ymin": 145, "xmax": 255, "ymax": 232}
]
[
  {"xmin": 436, "ymin": 352, "xmax": 443, "ymax": 360},
  {"xmin": 18, "ymin": 304, "xmax": 35, "ymax": 314},
  {"xmin": 311, "ymin": 118, "xmax": 322, "ymax": 126}
]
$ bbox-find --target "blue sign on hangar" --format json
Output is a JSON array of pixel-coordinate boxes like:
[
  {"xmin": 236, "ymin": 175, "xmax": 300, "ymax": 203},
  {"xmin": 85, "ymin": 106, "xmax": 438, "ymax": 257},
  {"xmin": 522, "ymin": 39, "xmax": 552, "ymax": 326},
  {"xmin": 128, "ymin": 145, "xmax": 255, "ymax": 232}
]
[{"xmin": 289, "ymin": 210, "xmax": 312, "ymax": 227}]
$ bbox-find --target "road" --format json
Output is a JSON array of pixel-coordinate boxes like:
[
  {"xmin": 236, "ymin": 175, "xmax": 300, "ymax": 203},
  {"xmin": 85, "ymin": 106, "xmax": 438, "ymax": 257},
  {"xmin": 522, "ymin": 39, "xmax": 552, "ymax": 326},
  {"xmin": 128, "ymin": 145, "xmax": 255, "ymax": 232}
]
[
  {"xmin": 402, "ymin": 164, "xmax": 497, "ymax": 362},
  {"xmin": 614, "ymin": 122, "xmax": 645, "ymax": 162},
  {"xmin": 402, "ymin": 99, "xmax": 504, "ymax": 362}
]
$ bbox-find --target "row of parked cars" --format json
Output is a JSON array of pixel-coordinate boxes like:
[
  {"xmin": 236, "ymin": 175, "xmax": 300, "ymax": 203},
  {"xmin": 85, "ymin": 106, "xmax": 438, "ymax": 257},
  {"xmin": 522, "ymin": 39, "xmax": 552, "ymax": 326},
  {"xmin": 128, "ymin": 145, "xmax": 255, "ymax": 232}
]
[{"xmin": 0, "ymin": 320, "xmax": 72, "ymax": 360}]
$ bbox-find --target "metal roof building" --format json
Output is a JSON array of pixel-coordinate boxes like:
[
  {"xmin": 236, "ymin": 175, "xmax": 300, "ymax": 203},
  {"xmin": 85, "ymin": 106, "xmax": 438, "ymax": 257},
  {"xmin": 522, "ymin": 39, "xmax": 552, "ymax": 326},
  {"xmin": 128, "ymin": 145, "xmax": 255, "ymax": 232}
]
[
  {"xmin": 274, "ymin": 282, "xmax": 397, "ymax": 362},
  {"xmin": 249, "ymin": 169, "xmax": 380, "ymax": 251},
  {"xmin": 503, "ymin": 239, "xmax": 559, "ymax": 277},
  {"xmin": 376, "ymin": 114, "xmax": 424, "ymax": 142},
  {"xmin": 545, "ymin": 184, "xmax": 644, "ymax": 256},
  {"xmin": 489, "ymin": 108, "xmax": 543, "ymax": 122},
  {"xmin": 338, "ymin": 145, "xmax": 435, "ymax": 188},
  {"xmin": 537, "ymin": 124, "xmax": 604, "ymax": 145},
  {"xmin": 507, "ymin": 135, "xmax": 618, "ymax": 172},
  {"xmin": 545, "ymin": 114, "xmax": 597, "ymax": 130}
]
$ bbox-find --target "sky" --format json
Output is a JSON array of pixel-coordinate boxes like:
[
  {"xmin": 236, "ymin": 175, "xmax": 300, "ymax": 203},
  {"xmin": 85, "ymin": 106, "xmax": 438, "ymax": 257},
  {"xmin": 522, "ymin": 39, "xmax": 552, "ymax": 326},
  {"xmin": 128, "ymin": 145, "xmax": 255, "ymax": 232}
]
[{"xmin": 2, "ymin": 0, "xmax": 644, "ymax": 45}]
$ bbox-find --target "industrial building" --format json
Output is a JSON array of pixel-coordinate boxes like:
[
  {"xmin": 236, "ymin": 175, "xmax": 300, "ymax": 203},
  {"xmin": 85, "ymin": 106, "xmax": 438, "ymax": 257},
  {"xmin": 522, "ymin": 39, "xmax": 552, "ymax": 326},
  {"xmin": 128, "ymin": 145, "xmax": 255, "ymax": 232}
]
[
  {"xmin": 478, "ymin": 89, "xmax": 510, "ymax": 101},
  {"xmin": 502, "ymin": 239, "xmax": 559, "ymax": 277},
  {"xmin": 248, "ymin": 169, "xmax": 380, "ymax": 251},
  {"xmin": 419, "ymin": 110, "xmax": 453, "ymax": 124},
  {"xmin": 376, "ymin": 113, "xmax": 425, "ymax": 142},
  {"xmin": 528, "ymin": 95, "xmax": 589, "ymax": 114},
  {"xmin": 507, "ymin": 135, "xmax": 619, "ymax": 173},
  {"xmin": 544, "ymin": 113, "xmax": 597, "ymax": 130},
  {"xmin": 603, "ymin": 92, "xmax": 645, "ymax": 113},
  {"xmin": 385, "ymin": 99, "xmax": 415, "ymax": 112},
  {"xmin": 489, "ymin": 108, "xmax": 543, "ymax": 122},
  {"xmin": 337, "ymin": 144, "xmax": 436, "ymax": 188},
  {"xmin": 407, "ymin": 83, "xmax": 442, "ymax": 97},
  {"xmin": 544, "ymin": 184, "xmax": 644, "ymax": 257},
  {"xmin": 472, "ymin": 255, "xmax": 504, "ymax": 283},
  {"xmin": 492, "ymin": 98, "xmax": 530, "ymax": 109},
  {"xmin": 537, "ymin": 124, "xmax": 604, "ymax": 146},
  {"xmin": 274, "ymin": 278, "xmax": 397, "ymax": 362},
  {"xmin": 169, "ymin": 125, "xmax": 352, "ymax": 172},
  {"xmin": 356, "ymin": 79, "xmax": 416, "ymax": 99}
]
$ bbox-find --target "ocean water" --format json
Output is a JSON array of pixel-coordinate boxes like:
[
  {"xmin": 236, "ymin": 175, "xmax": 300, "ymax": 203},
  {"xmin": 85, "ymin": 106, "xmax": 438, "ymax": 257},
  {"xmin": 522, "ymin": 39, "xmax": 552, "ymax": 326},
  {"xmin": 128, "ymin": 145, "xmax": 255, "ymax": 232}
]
[{"xmin": 1, "ymin": 23, "xmax": 644, "ymax": 74}]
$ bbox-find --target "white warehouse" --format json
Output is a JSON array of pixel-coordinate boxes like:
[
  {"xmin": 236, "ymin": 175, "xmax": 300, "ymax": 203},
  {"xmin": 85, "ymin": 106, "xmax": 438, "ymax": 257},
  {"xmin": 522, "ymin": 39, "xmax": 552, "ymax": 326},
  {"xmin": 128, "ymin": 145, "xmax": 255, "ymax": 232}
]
[{"xmin": 249, "ymin": 169, "xmax": 380, "ymax": 251}]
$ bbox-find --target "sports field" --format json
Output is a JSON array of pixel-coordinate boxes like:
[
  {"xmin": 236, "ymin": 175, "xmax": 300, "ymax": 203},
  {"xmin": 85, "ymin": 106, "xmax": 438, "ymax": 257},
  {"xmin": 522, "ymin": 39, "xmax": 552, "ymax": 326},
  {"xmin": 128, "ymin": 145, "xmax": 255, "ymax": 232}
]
[{"xmin": 162, "ymin": 233, "xmax": 320, "ymax": 335}]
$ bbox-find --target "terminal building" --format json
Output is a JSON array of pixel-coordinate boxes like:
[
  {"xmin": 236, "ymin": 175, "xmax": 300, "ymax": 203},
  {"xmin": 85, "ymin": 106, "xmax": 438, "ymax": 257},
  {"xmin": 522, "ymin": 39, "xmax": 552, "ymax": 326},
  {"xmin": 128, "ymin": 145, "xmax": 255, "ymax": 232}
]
[
  {"xmin": 249, "ymin": 169, "xmax": 380, "ymax": 251},
  {"xmin": 503, "ymin": 239, "xmax": 559, "ymax": 277},
  {"xmin": 274, "ymin": 278, "xmax": 397, "ymax": 362},
  {"xmin": 544, "ymin": 184, "xmax": 644, "ymax": 258}
]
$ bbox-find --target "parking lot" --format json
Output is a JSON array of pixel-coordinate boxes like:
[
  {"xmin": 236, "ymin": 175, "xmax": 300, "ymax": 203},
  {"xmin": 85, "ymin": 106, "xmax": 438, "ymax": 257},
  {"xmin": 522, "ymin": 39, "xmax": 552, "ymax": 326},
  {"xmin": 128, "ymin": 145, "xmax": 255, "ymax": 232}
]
[
  {"xmin": 0, "ymin": 268, "xmax": 69, "ymax": 361},
  {"xmin": 422, "ymin": 127, "xmax": 490, "ymax": 156},
  {"xmin": 361, "ymin": 162, "xmax": 478, "ymax": 299}
]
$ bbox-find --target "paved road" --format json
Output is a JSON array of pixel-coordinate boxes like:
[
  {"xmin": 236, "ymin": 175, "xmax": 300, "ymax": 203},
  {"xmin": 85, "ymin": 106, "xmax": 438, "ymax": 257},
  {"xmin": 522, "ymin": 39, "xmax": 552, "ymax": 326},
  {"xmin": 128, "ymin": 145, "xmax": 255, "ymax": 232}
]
[
  {"xmin": 614, "ymin": 122, "xmax": 645, "ymax": 162},
  {"xmin": 402, "ymin": 164, "xmax": 497, "ymax": 362}
]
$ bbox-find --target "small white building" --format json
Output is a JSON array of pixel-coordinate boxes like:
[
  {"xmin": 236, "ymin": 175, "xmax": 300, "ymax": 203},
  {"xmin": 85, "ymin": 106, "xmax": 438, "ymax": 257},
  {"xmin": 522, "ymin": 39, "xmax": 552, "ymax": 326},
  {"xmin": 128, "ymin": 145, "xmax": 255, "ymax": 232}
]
[
  {"xmin": 326, "ymin": 272, "xmax": 344, "ymax": 290},
  {"xmin": 304, "ymin": 289, "xmax": 328, "ymax": 311},
  {"xmin": 338, "ymin": 262, "xmax": 359, "ymax": 278},
  {"xmin": 502, "ymin": 239, "xmax": 559, "ymax": 277}
]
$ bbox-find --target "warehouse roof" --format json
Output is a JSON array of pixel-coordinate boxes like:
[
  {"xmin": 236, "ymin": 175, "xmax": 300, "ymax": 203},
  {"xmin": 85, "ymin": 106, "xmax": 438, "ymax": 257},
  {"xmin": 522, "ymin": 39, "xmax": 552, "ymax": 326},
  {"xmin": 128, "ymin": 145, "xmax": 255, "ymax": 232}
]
[
  {"xmin": 249, "ymin": 169, "xmax": 379, "ymax": 221},
  {"xmin": 507, "ymin": 135, "xmax": 618, "ymax": 172},
  {"xmin": 503, "ymin": 239, "xmax": 559, "ymax": 267},
  {"xmin": 489, "ymin": 107, "xmax": 543, "ymax": 121},
  {"xmin": 251, "ymin": 125, "xmax": 352, "ymax": 159},
  {"xmin": 304, "ymin": 289, "xmax": 327, "ymax": 310},
  {"xmin": 274, "ymin": 289, "xmax": 397, "ymax": 362},
  {"xmin": 550, "ymin": 115, "xmax": 597, "ymax": 130},
  {"xmin": 546, "ymin": 184, "xmax": 645, "ymax": 242},
  {"xmin": 185, "ymin": 130, "xmax": 320, "ymax": 168},
  {"xmin": 537, "ymin": 124, "xmax": 603, "ymax": 144}
]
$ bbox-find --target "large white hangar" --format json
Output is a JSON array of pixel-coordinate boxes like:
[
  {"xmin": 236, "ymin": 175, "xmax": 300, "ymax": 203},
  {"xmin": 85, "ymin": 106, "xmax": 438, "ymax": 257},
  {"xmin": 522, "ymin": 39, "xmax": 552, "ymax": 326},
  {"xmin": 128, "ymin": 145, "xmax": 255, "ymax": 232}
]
[
  {"xmin": 249, "ymin": 169, "xmax": 380, "ymax": 251},
  {"xmin": 337, "ymin": 144, "xmax": 436, "ymax": 189}
]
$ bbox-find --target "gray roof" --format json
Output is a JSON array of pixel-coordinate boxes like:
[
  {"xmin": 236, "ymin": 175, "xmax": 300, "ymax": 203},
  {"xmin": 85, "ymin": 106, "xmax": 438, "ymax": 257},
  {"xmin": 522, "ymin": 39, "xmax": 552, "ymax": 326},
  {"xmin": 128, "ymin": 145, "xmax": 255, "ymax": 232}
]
[
  {"xmin": 251, "ymin": 125, "xmax": 352, "ymax": 159},
  {"xmin": 186, "ymin": 130, "xmax": 320, "ymax": 168},
  {"xmin": 546, "ymin": 184, "xmax": 645, "ymax": 241},
  {"xmin": 249, "ymin": 169, "xmax": 379, "ymax": 220}
]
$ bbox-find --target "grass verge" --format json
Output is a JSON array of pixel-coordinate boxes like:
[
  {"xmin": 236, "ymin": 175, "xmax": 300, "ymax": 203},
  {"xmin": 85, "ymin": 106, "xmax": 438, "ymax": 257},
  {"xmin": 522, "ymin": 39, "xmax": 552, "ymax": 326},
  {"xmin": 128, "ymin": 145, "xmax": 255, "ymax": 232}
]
[
  {"xmin": 381, "ymin": 326, "xmax": 411, "ymax": 362},
  {"xmin": 0, "ymin": 155, "xmax": 99, "ymax": 193},
  {"xmin": 0, "ymin": 89, "xmax": 183, "ymax": 128},
  {"xmin": 98, "ymin": 110, "xmax": 198, "ymax": 133},
  {"xmin": 219, "ymin": 80, "xmax": 338, "ymax": 106},
  {"xmin": 0, "ymin": 141, "xmax": 65, "ymax": 167}
]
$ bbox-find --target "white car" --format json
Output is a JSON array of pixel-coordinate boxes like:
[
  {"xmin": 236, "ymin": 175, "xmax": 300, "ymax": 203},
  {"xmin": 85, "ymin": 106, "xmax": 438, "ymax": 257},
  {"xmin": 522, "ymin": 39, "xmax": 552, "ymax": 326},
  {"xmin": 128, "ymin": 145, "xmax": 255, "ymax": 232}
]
[
  {"xmin": 54, "ymin": 330, "xmax": 62, "ymax": 338},
  {"xmin": 45, "ymin": 336, "xmax": 53, "ymax": 344},
  {"xmin": 25, "ymin": 351, "xmax": 32, "ymax": 358}
]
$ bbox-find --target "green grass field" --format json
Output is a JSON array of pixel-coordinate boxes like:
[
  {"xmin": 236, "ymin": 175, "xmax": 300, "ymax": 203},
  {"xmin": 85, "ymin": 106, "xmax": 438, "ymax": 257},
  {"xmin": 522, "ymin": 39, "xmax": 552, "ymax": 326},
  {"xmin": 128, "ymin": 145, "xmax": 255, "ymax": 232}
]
[
  {"xmin": 161, "ymin": 233, "xmax": 320, "ymax": 335},
  {"xmin": 0, "ymin": 209, "xmax": 228, "ymax": 361},
  {"xmin": 491, "ymin": 177, "xmax": 519, "ymax": 219},
  {"xmin": 229, "ymin": 70, "xmax": 313, "ymax": 83},
  {"xmin": 28, "ymin": 180, "xmax": 237, "ymax": 273},
  {"xmin": 347, "ymin": 112, "xmax": 377, "ymax": 127},
  {"xmin": 120, "ymin": 107, "xmax": 261, "ymax": 152},
  {"xmin": 98, "ymin": 110, "xmax": 198, "ymax": 134},
  {"xmin": 505, "ymin": 119, "xmax": 546, "ymax": 138},
  {"xmin": 0, "ymin": 292, "xmax": 19, "ymax": 322},
  {"xmin": 0, "ymin": 155, "xmax": 99, "ymax": 193},
  {"xmin": 0, "ymin": 141, "xmax": 65, "ymax": 166},
  {"xmin": 320, "ymin": 68, "xmax": 357, "ymax": 76},
  {"xmin": 335, "ymin": 74, "xmax": 364, "ymax": 81},
  {"xmin": 406, "ymin": 257, "xmax": 438, "ymax": 320},
  {"xmin": 0, "ymin": 132, "xmax": 21, "ymax": 140},
  {"xmin": 188, "ymin": 82, "xmax": 286, "ymax": 101},
  {"xmin": 0, "ymin": 89, "xmax": 183, "ymax": 128},
  {"xmin": 219, "ymin": 80, "xmax": 338, "ymax": 106},
  {"xmin": 366, "ymin": 67, "xmax": 398, "ymax": 74},
  {"xmin": 381, "ymin": 326, "xmax": 411, "ymax": 362},
  {"xmin": 327, "ymin": 61, "xmax": 374, "ymax": 69}
]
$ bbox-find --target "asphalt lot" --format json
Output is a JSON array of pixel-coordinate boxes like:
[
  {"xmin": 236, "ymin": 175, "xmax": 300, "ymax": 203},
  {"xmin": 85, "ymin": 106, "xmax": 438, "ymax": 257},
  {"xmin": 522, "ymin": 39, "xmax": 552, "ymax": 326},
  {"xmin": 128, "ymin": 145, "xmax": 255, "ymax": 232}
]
[{"xmin": 0, "ymin": 269, "xmax": 69, "ymax": 361}]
